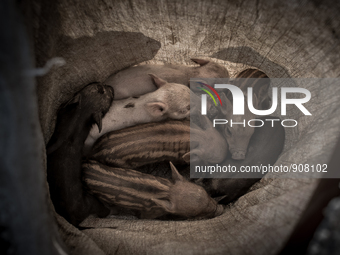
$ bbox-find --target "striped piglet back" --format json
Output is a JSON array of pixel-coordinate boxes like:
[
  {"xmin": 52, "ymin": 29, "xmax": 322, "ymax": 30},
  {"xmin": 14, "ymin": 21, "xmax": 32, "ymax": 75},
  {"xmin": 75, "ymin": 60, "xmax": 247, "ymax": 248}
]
[
  {"xmin": 82, "ymin": 160, "xmax": 171, "ymax": 217},
  {"xmin": 82, "ymin": 160, "xmax": 224, "ymax": 219},
  {"xmin": 90, "ymin": 120, "xmax": 190, "ymax": 168}
]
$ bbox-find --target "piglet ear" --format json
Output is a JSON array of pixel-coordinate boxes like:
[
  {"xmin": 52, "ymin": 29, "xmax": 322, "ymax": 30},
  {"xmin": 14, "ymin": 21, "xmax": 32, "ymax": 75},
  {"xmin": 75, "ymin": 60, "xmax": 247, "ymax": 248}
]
[
  {"xmin": 93, "ymin": 113, "xmax": 102, "ymax": 133},
  {"xmin": 169, "ymin": 162, "xmax": 184, "ymax": 182},
  {"xmin": 197, "ymin": 114, "xmax": 210, "ymax": 130},
  {"xmin": 64, "ymin": 93, "xmax": 81, "ymax": 107},
  {"xmin": 148, "ymin": 73, "xmax": 167, "ymax": 88},
  {"xmin": 191, "ymin": 58, "xmax": 210, "ymax": 66},
  {"xmin": 145, "ymin": 102, "xmax": 168, "ymax": 117}
]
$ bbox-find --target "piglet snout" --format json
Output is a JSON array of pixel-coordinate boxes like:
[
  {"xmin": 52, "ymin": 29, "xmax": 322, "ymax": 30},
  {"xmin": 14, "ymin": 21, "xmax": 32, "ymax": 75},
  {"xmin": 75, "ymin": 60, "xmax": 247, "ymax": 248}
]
[{"xmin": 231, "ymin": 151, "xmax": 246, "ymax": 160}]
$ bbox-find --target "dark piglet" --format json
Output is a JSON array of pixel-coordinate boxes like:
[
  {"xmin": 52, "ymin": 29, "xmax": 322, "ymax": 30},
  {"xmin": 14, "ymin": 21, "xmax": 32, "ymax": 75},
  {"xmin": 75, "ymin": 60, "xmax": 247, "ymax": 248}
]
[
  {"xmin": 46, "ymin": 83, "xmax": 114, "ymax": 226},
  {"xmin": 198, "ymin": 116, "xmax": 285, "ymax": 204}
]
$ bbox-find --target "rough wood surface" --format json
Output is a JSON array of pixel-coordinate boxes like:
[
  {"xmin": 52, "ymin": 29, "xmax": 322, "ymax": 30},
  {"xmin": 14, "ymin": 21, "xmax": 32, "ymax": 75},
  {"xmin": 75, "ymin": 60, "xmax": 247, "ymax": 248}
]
[
  {"xmin": 21, "ymin": 0, "xmax": 340, "ymax": 254},
  {"xmin": 0, "ymin": 1, "xmax": 64, "ymax": 254}
]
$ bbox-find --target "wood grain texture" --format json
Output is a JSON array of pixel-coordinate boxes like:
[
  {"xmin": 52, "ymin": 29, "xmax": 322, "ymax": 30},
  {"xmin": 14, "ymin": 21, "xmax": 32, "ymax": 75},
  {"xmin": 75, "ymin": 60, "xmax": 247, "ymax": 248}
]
[{"xmin": 23, "ymin": 0, "xmax": 340, "ymax": 254}]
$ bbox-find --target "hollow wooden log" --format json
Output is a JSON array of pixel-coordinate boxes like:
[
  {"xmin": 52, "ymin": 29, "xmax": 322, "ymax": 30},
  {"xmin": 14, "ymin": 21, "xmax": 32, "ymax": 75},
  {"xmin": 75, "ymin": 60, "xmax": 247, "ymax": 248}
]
[{"xmin": 12, "ymin": 0, "xmax": 340, "ymax": 254}]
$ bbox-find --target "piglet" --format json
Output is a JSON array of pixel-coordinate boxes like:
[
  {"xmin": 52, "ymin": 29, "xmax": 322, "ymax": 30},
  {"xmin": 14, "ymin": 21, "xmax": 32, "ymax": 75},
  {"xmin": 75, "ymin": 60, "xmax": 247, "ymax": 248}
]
[
  {"xmin": 89, "ymin": 115, "xmax": 228, "ymax": 169},
  {"xmin": 216, "ymin": 69, "xmax": 271, "ymax": 160},
  {"xmin": 104, "ymin": 58, "xmax": 229, "ymax": 99},
  {"xmin": 84, "ymin": 74, "xmax": 191, "ymax": 152},
  {"xmin": 90, "ymin": 120, "xmax": 191, "ymax": 168},
  {"xmin": 198, "ymin": 116, "xmax": 285, "ymax": 204},
  {"xmin": 46, "ymin": 83, "xmax": 114, "ymax": 226},
  {"xmin": 218, "ymin": 92, "xmax": 256, "ymax": 160},
  {"xmin": 82, "ymin": 160, "xmax": 224, "ymax": 219}
]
